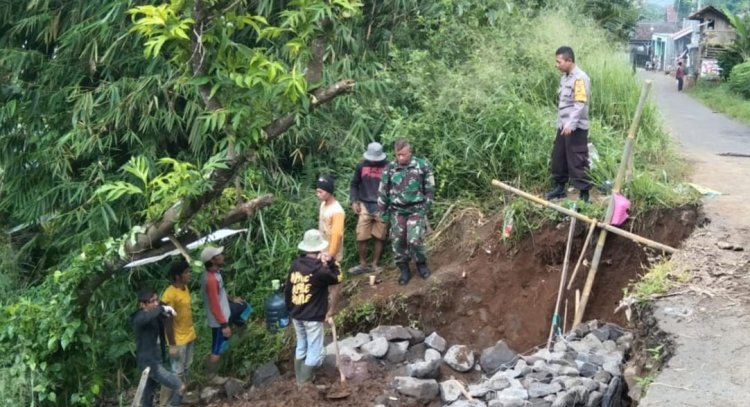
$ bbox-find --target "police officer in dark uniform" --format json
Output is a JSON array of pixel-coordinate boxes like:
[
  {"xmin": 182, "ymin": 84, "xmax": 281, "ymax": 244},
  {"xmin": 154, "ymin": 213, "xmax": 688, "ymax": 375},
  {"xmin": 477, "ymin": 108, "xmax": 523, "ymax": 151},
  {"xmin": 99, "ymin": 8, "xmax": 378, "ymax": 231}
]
[{"xmin": 546, "ymin": 46, "xmax": 591, "ymax": 203}]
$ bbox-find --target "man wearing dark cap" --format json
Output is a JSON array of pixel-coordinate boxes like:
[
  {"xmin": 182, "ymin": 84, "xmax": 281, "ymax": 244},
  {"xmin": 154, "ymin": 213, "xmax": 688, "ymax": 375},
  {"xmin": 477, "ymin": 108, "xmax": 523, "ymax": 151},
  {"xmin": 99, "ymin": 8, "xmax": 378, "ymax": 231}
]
[
  {"xmin": 316, "ymin": 175, "xmax": 345, "ymax": 262},
  {"xmin": 349, "ymin": 142, "xmax": 388, "ymax": 274},
  {"xmin": 130, "ymin": 288, "xmax": 184, "ymax": 407}
]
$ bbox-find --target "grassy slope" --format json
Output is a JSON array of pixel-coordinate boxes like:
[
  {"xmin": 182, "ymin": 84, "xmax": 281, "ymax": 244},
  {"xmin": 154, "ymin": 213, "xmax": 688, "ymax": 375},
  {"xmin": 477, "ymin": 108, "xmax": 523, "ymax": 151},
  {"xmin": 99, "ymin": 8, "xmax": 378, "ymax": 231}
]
[{"xmin": 689, "ymin": 81, "xmax": 750, "ymax": 125}]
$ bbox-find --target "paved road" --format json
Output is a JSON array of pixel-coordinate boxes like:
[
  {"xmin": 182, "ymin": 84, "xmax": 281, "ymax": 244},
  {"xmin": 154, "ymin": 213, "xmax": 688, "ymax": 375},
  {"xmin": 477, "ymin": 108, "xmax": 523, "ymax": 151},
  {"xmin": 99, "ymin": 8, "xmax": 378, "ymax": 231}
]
[
  {"xmin": 645, "ymin": 70, "xmax": 750, "ymax": 234},
  {"xmin": 639, "ymin": 71, "xmax": 750, "ymax": 407}
]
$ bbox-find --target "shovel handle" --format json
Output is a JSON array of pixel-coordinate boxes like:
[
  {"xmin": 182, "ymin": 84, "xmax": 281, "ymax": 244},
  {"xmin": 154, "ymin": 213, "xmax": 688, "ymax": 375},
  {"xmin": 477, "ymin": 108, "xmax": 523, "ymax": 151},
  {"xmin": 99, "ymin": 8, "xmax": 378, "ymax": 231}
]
[{"xmin": 329, "ymin": 320, "xmax": 346, "ymax": 383}]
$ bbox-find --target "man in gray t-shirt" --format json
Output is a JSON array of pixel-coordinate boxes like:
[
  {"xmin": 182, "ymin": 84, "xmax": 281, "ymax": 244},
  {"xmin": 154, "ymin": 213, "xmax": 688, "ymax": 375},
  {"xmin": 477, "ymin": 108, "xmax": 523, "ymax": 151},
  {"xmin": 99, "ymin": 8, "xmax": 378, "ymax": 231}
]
[{"xmin": 546, "ymin": 46, "xmax": 592, "ymax": 203}]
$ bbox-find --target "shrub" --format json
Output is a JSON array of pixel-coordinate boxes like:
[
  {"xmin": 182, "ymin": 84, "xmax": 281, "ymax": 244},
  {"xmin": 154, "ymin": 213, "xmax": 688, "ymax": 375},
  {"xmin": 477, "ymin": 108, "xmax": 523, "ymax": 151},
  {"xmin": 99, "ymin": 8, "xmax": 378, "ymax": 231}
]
[{"xmin": 728, "ymin": 60, "xmax": 750, "ymax": 98}]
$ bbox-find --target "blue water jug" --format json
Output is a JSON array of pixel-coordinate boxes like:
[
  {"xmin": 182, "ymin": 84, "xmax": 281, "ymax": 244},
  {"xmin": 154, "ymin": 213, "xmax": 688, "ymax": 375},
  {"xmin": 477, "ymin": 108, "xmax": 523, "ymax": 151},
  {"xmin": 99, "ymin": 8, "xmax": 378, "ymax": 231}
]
[{"xmin": 265, "ymin": 279, "xmax": 289, "ymax": 332}]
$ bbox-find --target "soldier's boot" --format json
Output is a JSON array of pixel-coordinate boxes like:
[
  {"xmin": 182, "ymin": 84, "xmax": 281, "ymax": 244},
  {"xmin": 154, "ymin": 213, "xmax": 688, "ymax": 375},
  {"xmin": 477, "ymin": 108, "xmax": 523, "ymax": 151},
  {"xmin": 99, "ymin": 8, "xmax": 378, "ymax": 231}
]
[
  {"xmin": 545, "ymin": 182, "xmax": 567, "ymax": 200},
  {"xmin": 294, "ymin": 358, "xmax": 305, "ymax": 387},
  {"xmin": 579, "ymin": 189, "xmax": 590, "ymax": 203},
  {"xmin": 416, "ymin": 262, "xmax": 431, "ymax": 279},
  {"xmin": 397, "ymin": 262, "xmax": 412, "ymax": 286}
]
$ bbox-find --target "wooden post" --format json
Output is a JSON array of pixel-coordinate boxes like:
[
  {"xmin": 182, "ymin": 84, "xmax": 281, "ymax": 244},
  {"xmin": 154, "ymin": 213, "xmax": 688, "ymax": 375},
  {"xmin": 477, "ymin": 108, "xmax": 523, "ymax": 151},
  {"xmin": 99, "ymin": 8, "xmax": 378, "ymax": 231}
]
[
  {"xmin": 131, "ymin": 366, "xmax": 151, "ymax": 407},
  {"xmin": 573, "ymin": 80, "xmax": 653, "ymax": 327},
  {"xmin": 547, "ymin": 217, "xmax": 577, "ymax": 349},
  {"xmin": 489, "ymin": 180, "xmax": 675, "ymax": 253},
  {"xmin": 567, "ymin": 221, "xmax": 597, "ymax": 290}
]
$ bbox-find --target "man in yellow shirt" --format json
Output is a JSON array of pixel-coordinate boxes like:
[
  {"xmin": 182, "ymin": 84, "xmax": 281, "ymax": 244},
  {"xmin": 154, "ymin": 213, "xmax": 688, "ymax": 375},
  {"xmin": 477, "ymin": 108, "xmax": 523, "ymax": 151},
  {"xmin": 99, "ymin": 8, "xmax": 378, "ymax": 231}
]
[
  {"xmin": 159, "ymin": 260, "xmax": 196, "ymax": 404},
  {"xmin": 316, "ymin": 175, "xmax": 345, "ymax": 262}
]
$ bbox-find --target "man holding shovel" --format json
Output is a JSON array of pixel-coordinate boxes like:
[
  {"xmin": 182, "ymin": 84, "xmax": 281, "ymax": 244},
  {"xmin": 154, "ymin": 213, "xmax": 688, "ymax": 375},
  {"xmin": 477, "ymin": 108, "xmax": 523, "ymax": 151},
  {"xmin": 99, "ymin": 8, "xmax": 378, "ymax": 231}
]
[{"xmin": 284, "ymin": 229, "xmax": 341, "ymax": 386}]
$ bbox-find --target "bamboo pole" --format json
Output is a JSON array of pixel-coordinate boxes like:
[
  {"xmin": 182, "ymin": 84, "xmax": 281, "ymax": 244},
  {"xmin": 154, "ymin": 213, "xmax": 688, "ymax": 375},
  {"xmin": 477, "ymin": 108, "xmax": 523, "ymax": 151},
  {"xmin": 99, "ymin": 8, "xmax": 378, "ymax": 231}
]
[
  {"xmin": 574, "ymin": 80, "xmax": 653, "ymax": 327},
  {"xmin": 563, "ymin": 299, "xmax": 569, "ymax": 334},
  {"xmin": 490, "ymin": 180, "xmax": 675, "ymax": 253},
  {"xmin": 131, "ymin": 367, "xmax": 151, "ymax": 407},
  {"xmin": 547, "ymin": 217, "xmax": 577, "ymax": 349},
  {"xmin": 567, "ymin": 221, "xmax": 597, "ymax": 290}
]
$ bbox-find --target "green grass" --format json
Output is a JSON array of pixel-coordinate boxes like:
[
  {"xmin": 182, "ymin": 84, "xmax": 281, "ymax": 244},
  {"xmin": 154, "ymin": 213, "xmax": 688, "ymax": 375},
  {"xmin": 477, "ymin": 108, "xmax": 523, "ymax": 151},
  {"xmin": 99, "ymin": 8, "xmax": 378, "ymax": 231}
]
[
  {"xmin": 624, "ymin": 259, "xmax": 689, "ymax": 302},
  {"xmin": 689, "ymin": 81, "xmax": 750, "ymax": 125}
]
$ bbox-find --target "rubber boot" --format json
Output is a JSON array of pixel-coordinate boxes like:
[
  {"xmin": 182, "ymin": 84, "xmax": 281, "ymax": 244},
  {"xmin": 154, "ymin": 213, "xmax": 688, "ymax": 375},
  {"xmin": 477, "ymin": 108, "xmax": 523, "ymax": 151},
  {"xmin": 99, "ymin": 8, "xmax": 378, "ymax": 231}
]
[
  {"xmin": 416, "ymin": 262, "xmax": 431, "ymax": 279},
  {"xmin": 294, "ymin": 358, "xmax": 304, "ymax": 386},
  {"xmin": 579, "ymin": 189, "xmax": 589, "ymax": 203},
  {"xmin": 397, "ymin": 262, "xmax": 411, "ymax": 286},
  {"xmin": 298, "ymin": 364, "xmax": 316, "ymax": 386},
  {"xmin": 545, "ymin": 182, "xmax": 566, "ymax": 200}
]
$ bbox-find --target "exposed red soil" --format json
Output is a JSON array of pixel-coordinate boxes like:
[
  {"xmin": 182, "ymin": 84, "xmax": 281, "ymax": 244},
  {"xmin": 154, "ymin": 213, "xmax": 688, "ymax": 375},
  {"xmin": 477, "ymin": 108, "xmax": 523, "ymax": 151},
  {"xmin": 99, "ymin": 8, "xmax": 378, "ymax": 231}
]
[{"xmin": 223, "ymin": 205, "xmax": 700, "ymax": 407}]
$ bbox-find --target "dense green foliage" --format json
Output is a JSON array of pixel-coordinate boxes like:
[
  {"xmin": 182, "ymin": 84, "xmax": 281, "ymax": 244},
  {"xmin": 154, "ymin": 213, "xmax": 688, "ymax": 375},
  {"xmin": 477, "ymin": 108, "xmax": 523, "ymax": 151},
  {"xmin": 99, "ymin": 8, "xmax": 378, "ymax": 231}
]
[
  {"xmin": 1, "ymin": 0, "xmax": 693, "ymax": 405},
  {"xmin": 728, "ymin": 60, "xmax": 750, "ymax": 97}
]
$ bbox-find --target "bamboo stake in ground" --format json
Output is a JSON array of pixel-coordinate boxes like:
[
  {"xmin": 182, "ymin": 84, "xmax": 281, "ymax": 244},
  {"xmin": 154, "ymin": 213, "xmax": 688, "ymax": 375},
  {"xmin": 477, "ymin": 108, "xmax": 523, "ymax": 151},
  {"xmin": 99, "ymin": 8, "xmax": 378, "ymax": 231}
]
[
  {"xmin": 547, "ymin": 217, "xmax": 577, "ymax": 349},
  {"xmin": 131, "ymin": 367, "xmax": 151, "ymax": 407},
  {"xmin": 574, "ymin": 80, "xmax": 653, "ymax": 327},
  {"xmin": 489, "ymin": 180, "xmax": 675, "ymax": 253},
  {"xmin": 563, "ymin": 299, "xmax": 569, "ymax": 334},
  {"xmin": 567, "ymin": 221, "xmax": 597, "ymax": 290}
]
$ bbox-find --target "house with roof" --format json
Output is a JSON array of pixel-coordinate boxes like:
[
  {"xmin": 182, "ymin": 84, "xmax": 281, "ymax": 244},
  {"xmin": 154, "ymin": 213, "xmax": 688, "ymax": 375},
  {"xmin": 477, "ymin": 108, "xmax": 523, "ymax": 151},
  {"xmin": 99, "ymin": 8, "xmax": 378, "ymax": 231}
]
[
  {"xmin": 630, "ymin": 21, "xmax": 679, "ymax": 68},
  {"xmin": 688, "ymin": 5, "xmax": 737, "ymax": 77}
]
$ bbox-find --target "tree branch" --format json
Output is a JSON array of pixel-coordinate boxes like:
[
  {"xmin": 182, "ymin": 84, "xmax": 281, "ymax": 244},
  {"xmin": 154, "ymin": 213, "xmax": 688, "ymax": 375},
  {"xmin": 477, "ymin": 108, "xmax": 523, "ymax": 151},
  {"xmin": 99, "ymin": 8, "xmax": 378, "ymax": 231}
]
[
  {"xmin": 77, "ymin": 0, "xmax": 355, "ymax": 310},
  {"xmin": 77, "ymin": 194, "xmax": 274, "ymax": 309}
]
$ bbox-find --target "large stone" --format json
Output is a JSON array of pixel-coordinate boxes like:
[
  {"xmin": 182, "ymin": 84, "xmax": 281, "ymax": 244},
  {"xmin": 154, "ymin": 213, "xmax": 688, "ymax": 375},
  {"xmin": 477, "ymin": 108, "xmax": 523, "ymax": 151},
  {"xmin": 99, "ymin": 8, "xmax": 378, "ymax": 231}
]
[
  {"xmin": 361, "ymin": 336, "xmax": 389, "ymax": 358},
  {"xmin": 425, "ymin": 332, "xmax": 448, "ymax": 353},
  {"xmin": 440, "ymin": 379, "xmax": 464, "ymax": 403},
  {"xmin": 406, "ymin": 342, "xmax": 428, "ymax": 363},
  {"xmin": 528, "ymin": 382, "xmax": 562, "ymax": 398},
  {"xmin": 576, "ymin": 353, "xmax": 604, "ymax": 366},
  {"xmin": 224, "ymin": 378, "xmax": 245, "ymax": 399},
  {"xmin": 406, "ymin": 350, "xmax": 442, "ymax": 378},
  {"xmin": 252, "ymin": 362, "xmax": 281, "ymax": 387},
  {"xmin": 487, "ymin": 376, "xmax": 512, "ymax": 391},
  {"xmin": 496, "ymin": 387, "xmax": 529, "ymax": 402},
  {"xmin": 602, "ymin": 360, "xmax": 622, "ymax": 377},
  {"xmin": 407, "ymin": 327, "xmax": 426, "ymax": 344},
  {"xmin": 594, "ymin": 370, "xmax": 612, "ymax": 384},
  {"xmin": 468, "ymin": 382, "xmax": 493, "ymax": 398},
  {"xmin": 200, "ymin": 386, "xmax": 221, "ymax": 404},
  {"xmin": 480, "ymin": 340, "xmax": 519, "ymax": 374},
  {"xmin": 586, "ymin": 391, "xmax": 603, "ymax": 407},
  {"xmin": 602, "ymin": 376, "xmax": 623, "ymax": 406},
  {"xmin": 339, "ymin": 332, "xmax": 372, "ymax": 349},
  {"xmin": 526, "ymin": 371, "xmax": 553, "ymax": 383},
  {"xmin": 386, "ymin": 340, "xmax": 410, "ymax": 363},
  {"xmin": 558, "ymin": 366, "xmax": 581, "ymax": 377},
  {"xmin": 451, "ymin": 400, "xmax": 487, "ymax": 407},
  {"xmin": 444, "ymin": 345, "xmax": 476, "ymax": 372},
  {"xmin": 553, "ymin": 341, "xmax": 568, "ymax": 353},
  {"xmin": 392, "ymin": 376, "xmax": 440, "ymax": 402},
  {"xmin": 528, "ymin": 399, "xmax": 552, "ymax": 407},
  {"xmin": 325, "ymin": 342, "xmax": 364, "ymax": 362},
  {"xmin": 371, "ymin": 325, "xmax": 412, "ymax": 341},
  {"xmin": 491, "ymin": 397, "xmax": 527, "ymax": 407},
  {"xmin": 576, "ymin": 361, "xmax": 598, "ymax": 378}
]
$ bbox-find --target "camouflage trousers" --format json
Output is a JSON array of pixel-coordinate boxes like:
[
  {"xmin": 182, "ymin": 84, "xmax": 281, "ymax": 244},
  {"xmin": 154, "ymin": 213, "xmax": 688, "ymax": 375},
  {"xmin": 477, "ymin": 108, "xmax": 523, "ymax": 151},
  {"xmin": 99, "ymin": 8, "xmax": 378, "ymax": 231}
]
[{"xmin": 389, "ymin": 212, "xmax": 427, "ymax": 264}]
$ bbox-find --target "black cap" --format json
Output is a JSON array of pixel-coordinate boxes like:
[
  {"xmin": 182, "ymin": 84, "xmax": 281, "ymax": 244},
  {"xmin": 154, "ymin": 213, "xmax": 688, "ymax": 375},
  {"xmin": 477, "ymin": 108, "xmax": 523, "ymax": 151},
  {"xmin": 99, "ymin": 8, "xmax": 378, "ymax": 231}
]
[{"xmin": 316, "ymin": 175, "xmax": 335, "ymax": 194}]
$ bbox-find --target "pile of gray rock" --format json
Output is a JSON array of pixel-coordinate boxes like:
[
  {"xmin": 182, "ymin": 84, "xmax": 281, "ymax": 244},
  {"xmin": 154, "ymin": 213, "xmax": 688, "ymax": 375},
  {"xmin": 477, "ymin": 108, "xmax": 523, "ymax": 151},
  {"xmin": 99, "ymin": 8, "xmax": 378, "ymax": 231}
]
[{"xmin": 331, "ymin": 321, "xmax": 632, "ymax": 407}]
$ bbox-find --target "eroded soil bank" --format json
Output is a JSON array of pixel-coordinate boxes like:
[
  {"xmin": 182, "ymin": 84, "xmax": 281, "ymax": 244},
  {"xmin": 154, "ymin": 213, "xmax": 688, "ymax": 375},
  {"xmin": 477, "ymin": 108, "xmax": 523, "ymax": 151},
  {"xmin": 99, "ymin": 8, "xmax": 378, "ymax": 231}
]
[{"xmin": 227, "ymin": 205, "xmax": 700, "ymax": 406}]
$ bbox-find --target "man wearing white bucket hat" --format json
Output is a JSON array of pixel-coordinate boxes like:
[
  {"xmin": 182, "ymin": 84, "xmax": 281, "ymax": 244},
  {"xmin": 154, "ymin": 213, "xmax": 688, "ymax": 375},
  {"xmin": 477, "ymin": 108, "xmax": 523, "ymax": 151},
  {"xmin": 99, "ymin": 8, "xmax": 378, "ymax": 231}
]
[
  {"xmin": 200, "ymin": 246, "xmax": 233, "ymax": 376},
  {"xmin": 284, "ymin": 229, "xmax": 341, "ymax": 386},
  {"xmin": 348, "ymin": 142, "xmax": 388, "ymax": 275}
]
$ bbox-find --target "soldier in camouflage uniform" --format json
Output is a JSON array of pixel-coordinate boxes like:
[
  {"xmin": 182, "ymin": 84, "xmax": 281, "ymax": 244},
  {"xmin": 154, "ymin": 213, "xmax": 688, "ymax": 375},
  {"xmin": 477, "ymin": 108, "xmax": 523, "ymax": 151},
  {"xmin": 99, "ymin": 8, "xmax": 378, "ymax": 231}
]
[{"xmin": 377, "ymin": 139, "xmax": 435, "ymax": 285}]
